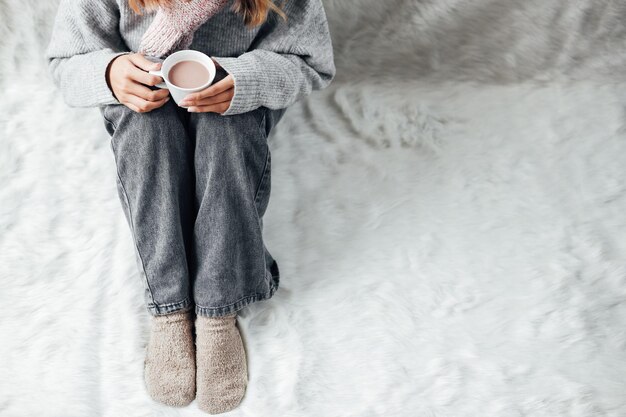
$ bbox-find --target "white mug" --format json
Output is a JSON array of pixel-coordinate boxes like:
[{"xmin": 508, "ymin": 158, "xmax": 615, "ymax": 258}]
[{"xmin": 147, "ymin": 50, "xmax": 216, "ymax": 108}]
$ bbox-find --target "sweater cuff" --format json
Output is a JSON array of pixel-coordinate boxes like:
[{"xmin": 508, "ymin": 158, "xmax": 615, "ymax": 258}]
[
  {"xmin": 211, "ymin": 56, "xmax": 262, "ymax": 116},
  {"xmin": 94, "ymin": 50, "xmax": 131, "ymax": 106}
]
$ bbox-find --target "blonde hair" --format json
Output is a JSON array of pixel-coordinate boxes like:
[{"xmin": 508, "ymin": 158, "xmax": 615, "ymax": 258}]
[{"xmin": 128, "ymin": 0, "xmax": 287, "ymax": 28}]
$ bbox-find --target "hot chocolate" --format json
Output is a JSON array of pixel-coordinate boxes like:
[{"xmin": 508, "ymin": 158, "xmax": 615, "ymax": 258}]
[{"xmin": 168, "ymin": 60, "xmax": 211, "ymax": 89}]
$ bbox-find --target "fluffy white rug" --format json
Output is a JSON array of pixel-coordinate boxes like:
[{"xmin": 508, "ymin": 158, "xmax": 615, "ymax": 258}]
[{"xmin": 2, "ymin": 1, "xmax": 626, "ymax": 416}]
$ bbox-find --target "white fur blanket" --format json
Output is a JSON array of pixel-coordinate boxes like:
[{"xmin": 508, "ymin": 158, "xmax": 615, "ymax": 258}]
[{"xmin": 1, "ymin": 1, "xmax": 626, "ymax": 416}]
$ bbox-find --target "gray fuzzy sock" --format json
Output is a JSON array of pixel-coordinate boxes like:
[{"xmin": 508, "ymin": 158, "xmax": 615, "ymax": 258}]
[
  {"xmin": 144, "ymin": 310, "xmax": 196, "ymax": 407},
  {"xmin": 195, "ymin": 313, "xmax": 248, "ymax": 414}
]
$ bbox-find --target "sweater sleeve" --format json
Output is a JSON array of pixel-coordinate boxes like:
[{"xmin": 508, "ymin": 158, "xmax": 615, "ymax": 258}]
[
  {"xmin": 210, "ymin": 0, "xmax": 336, "ymax": 116},
  {"xmin": 44, "ymin": 0, "xmax": 131, "ymax": 108}
]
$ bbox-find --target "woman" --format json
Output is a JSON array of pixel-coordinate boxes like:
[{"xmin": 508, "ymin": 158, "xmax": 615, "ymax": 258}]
[{"xmin": 44, "ymin": 0, "xmax": 335, "ymax": 413}]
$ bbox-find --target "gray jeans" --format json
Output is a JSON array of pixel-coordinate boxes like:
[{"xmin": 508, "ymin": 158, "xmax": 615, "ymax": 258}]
[{"xmin": 99, "ymin": 81, "xmax": 285, "ymax": 317}]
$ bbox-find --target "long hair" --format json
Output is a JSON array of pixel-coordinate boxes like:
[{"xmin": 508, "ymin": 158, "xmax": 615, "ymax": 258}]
[{"xmin": 128, "ymin": 0, "xmax": 287, "ymax": 28}]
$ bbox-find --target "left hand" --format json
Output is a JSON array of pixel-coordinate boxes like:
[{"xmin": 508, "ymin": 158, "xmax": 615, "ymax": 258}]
[{"xmin": 180, "ymin": 61, "xmax": 234, "ymax": 114}]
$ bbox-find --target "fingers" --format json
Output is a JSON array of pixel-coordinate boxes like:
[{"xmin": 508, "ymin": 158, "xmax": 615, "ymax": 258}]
[
  {"xmin": 182, "ymin": 74, "xmax": 234, "ymax": 103},
  {"xmin": 115, "ymin": 74, "xmax": 169, "ymax": 104},
  {"xmin": 129, "ymin": 52, "xmax": 162, "ymax": 72},
  {"xmin": 126, "ymin": 81, "xmax": 171, "ymax": 102},
  {"xmin": 124, "ymin": 58, "xmax": 166, "ymax": 87},
  {"xmin": 127, "ymin": 53, "xmax": 166, "ymax": 86},
  {"xmin": 185, "ymin": 88, "xmax": 233, "ymax": 107},
  {"xmin": 125, "ymin": 94, "xmax": 171, "ymax": 113},
  {"xmin": 187, "ymin": 101, "xmax": 231, "ymax": 114},
  {"xmin": 130, "ymin": 66, "xmax": 166, "ymax": 87}
]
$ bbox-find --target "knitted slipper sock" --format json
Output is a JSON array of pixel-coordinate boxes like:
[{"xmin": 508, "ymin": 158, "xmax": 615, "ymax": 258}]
[
  {"xmin": 144, "ymin": 310, "xmax": 196, "ymax": 406},
  {"xmin": 196, "ymin": 313, "xmax": 248, "ymax": 414}
]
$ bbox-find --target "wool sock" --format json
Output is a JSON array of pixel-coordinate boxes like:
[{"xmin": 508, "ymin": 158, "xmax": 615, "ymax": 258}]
[
  {"xmin": 144, "ymin": 310, "xmax": 196, "ymax": 406},
  {"xmin": 195, "ymin": 313, "xmax": 248, "ymax": 414}
]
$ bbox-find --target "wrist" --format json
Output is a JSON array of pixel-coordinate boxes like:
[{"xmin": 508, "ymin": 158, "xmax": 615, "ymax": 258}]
[
  {"xmin": 95, "ymin": 51, "xmax": 131, "ymax": 106},
  {"xmin": 105, "ymin": 54, "xmax": 124, "ymax": 96}
]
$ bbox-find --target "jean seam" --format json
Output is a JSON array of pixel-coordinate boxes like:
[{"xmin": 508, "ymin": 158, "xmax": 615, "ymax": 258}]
[
  {"xmin": 252, "ymin": 143, "xmax": 270, "ymax": 208},
  {"xmin": 252, "ymin": 130, "xmax": 271, "ymax": 294},
  {"xmin": 150, "ymin": 297, "xmax": 191, "ymax": 309},
  {"xmin": 149, "ymin": 297, "xmax": 193, "ymax": 315},
  {"xmin": 233, "ymin": 110, "xmax": 269, "ymax": 293},
  {"xmin": 252, "ymin": 108, "xmax": 269, "ymax": 203},
  {"xmin": 110, "ymin": 140, "xmax": 156, "ymax": 306}
]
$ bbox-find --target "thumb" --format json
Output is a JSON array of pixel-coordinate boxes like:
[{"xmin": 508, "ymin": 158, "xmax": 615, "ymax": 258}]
[{"xmin": 130, "ymin": 52, "xmax": 162, "ymax": 71}]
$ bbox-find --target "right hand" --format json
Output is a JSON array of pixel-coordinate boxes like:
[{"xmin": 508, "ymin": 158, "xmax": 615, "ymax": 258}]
[{"xmin": 106, "ymin": 52, "xmax": 171, "ymax": 113}]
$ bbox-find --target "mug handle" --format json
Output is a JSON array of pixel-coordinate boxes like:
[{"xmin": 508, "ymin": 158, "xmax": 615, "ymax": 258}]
[{"xmin": 148, "ymin": 70, "xmax": 168, "ymax": 89}]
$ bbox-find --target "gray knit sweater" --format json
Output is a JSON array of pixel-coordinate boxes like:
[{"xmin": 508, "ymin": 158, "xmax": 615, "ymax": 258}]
[{"xmin": 44, "ymin": 0, "xmax": 336, "ymax": 115}]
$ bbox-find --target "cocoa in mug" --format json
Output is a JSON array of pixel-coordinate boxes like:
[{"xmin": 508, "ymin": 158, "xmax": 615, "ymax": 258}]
[{"xmin": 168, "ymin": 60, "xmax": 211, "ymax": 89}]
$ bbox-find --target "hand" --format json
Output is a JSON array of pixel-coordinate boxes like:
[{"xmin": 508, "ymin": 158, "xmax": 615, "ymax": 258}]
[
  {"xmin": 106, "ymin": 53, "xmax": 171, "ymax": 113},
  {"xmin": 180, "ymin": 66, "xmax": 234, "ymax": 114}
]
